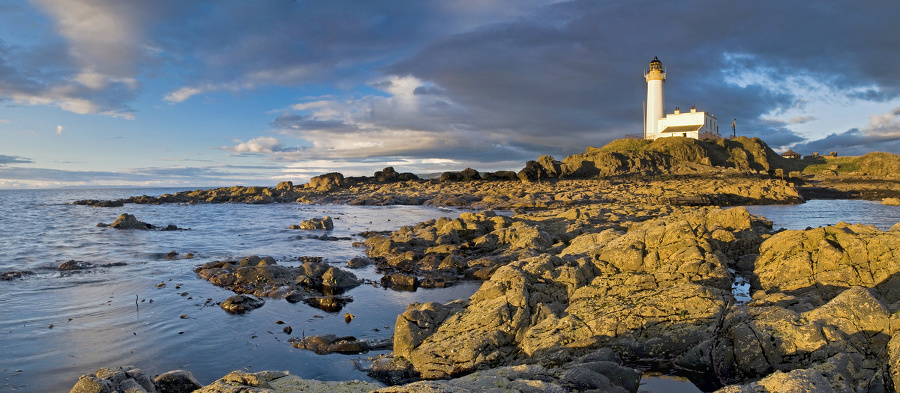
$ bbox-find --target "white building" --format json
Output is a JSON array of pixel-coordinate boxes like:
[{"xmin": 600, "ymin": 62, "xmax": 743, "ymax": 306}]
[{"xmin": 643, "ymin": 57, "xmax": 719, "ymax": 140}]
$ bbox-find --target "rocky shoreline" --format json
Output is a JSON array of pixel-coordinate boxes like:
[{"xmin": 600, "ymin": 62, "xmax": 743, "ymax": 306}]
[{"xmin": 67, "ymin": 137, "xmax": 900, "ymax": 393}]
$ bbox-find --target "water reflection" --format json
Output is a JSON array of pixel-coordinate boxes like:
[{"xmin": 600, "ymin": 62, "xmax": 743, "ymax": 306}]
[{"xmin": 640, "ymin": 374, "xmax": 704, "ymax": 393}]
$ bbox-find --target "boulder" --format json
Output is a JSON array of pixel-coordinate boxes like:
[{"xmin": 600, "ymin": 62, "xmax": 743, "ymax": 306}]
[
  {"xmin": 308, "ymin": 173, "xmax": 344, "ymax": 191},
  {"xmin": 70, "ymin": 366, "xmax": 157, "ymax": 393},
  {"xmin": 110, "ymin": 213, "xmax": 152, "ymax": 230},
  {"xmin": 1, "ymin": 270, "xmax": 34, "ymax": 280},
  {"xmin": 154, "ymin": 370, "xmax": 201, "ymax": 393},
  {"xmin": 481, "ymin": 170, "xmax": 518, "ymax": 181},
  {"xmin": 346, "ymin": 256, "xmax": 373, "ymax": 269},
  {"xmin": 883, "ymin": 197, "xmax": 900, "ymax": 206},
  {"xmin": 374, "ymin": 167, "xmax": 419, "ymax": 182},
  {"xmin": 439, "ymin": 168, "xmax": 481, "ymax": 182},
  {"xmin": 753, "ymin": 223, "xmax": 900, "ymax": 304},
  {"xmin": 291, "ymin": 216, "xmax": 334, "ymax": 230},
  {"xmin": 275, "ymin": 181, "xmax": 293, "ymax": 191},
  {"xmin": 517, "ymin": 159, "xmax": 558, "ymax": 182},
  {"xmin": 394, "ymin": 301, "xmax": 467, "ymax": 358},
  {"xmin": 381, "ymin": 273, "xmax": 419, "ymax": 291},
  {"xmin": 289, "ymin": 334, "xmax": 391, "ymax": 355},
  {"xmin": 196, "ymin": 257, "xmax": 360, "ymax": 303},
  {"xmin": 58, "ymin": 260, "xmax": 92, "ymax": 270},
  {"xmin": 220, "ymin": 295, "xmax": 265, "ymax": 314}
]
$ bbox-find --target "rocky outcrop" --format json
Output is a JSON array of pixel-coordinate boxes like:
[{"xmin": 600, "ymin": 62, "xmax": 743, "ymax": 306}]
[
  {"xmin": 154, "ymin": 370, "xmax": 203, "ymax": 393},
  {"xmin": 69, "ymin": 365, "xmax": 163, "ymax": 393},
  {"xmin": 291, "ymin": 216, "xmax": 334, "ymax": 230},
  {"xmin": 708, "ymin": 287, "xmax": 892, "ymax": 390},
  {"xmin": 1, "ymin": 270, "xmax": 33, "ymax": 280},
  {"xmin": 393, "ymin": 301, "xmax": 468, "ymax": 359},
  {"xmin": 194, "ymin": 370, "xmax": 380, "ymax": 393},
  {"xmin": 374, "ymin": 349, "xmax": 641, "ymax": 393},
  {"xmin": 362, "ymin": 209, "xmax": 578, "ymax": 287},
  {"xmin": 56, "ymin": 260, "xmax": 127, "ymax": 272},
  {"xmin": 439, "ymin": 168, "xmax": 481, "ymax": 182},
  {"xmin": 97, "ymin": 214, "xmax": 184, "ymax": 231},
  {"xmin": 309, "ymin": 173, "xmax": 345, "ymax": 191},
  {"xmin": 220, "ymin": 294, "xmax": 265, "ymax": 314},
  {"xmin": 109, "ymin": 213, "xmax": 153, "ymax": 229},
  {"xmin": 692, "ymin": 222, "xmax": 900, "ymax": 391},
  {"xmin": 289, "ymin": 334, "xmax": 391, "ymax": 355},
  {"xmin": 276, "ymin": 180, "xmax": 294, "ymax": 191},
  {"xmin": 752, "ymin": 222, "xmax": 900, "ymax": 304},
  {"xmin": 373, "ymin": 167, "xmax": 419, "ymax": 183},
  {"xmin": 396, "ymin": 207, "xmax": 768, "ymax": 380},
  {"xmin": 195, "ymin": 256, "xmax": 360, "ymax": 312}
]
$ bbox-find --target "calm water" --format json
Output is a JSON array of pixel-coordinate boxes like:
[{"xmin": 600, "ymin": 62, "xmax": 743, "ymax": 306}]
[
  {"xmin": 746, "ymin": 199, "xmax": 900, "ymax": 231},
  {"xmin": 0, "ymin": 188, "xmax": 479, "ymax": 392},
  {"xmin": 1, "ymin": 190, "xmax": 896, "ymax": 392}
]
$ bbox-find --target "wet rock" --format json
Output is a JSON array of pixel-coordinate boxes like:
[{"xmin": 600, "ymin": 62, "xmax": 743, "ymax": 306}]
[
  {"xmin": 0, "ymin": 270, "xmax": 33, "ymax": 280},
  {"xmin": 380, "ymin": 273, "xmax": 419, "ymax": 291},
  {"xmin": 58, "ymin": 260, "xmax": 92, "ymax": 270},
  {"xmin": 70, "ymin": 365, "xmax": 157, "ymax": 393},
  {"xmin": 302, "ymin": 295, "xmax": 352, "ymax": 312},
  {"xmin": 291, "ymin": 216, "xmax": 334, "ymax": 230},
  {"xmin": 195, "ymin": 256, "xmax": 360, "ymax": 307},
  {"xmin": 72, "ymin": 199, "xmax": 126, "ymax": 207},
  {"xmin": 364, "ymin": 355, "xmax": 420, "ymax": 386},
  {"xmin": 346, "ymin": 256, "xmax": 373, "ymax": 269},
  {"xmin": 110, "ymin": 213, "xmax": 153, "ymax": 230},
  {"xmin": 220, "ymin": 295, "xmax": 265, "ymax": 314},
  {"xmin": 195, "ymin": 370, "xmax": 379, "ymax": 393},
  {"xmin": 289, "ymin": 334, "xmax": 391, "ymax": 355},
  {"xmin": 154, "ymin": 370, "xmax": 202, "ymax": 393}
]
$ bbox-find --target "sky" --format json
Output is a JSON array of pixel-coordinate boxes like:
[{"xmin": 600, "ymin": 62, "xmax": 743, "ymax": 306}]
[{"xmin": 1, "ymin": 0, "xmax": 899, "ymax": 188}]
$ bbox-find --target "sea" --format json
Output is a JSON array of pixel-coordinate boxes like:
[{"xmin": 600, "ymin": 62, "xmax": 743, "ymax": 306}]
[{"xmin": 1, "ymin": 188, "xmax": 899, "ymax": 392}]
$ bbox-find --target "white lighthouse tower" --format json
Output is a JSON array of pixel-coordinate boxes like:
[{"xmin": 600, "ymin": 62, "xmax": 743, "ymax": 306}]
[{"xmin": 644, "ymin": 56, "xmax": 666, "ymax": 140}]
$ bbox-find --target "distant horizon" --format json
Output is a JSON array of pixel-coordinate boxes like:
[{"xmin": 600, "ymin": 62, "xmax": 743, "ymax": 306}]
[
  {"xmin": 2, "ymin": 1, "xmax": 899, "ymax": 188},
  {"xmin": 0, "ymin": 133, "xmax": 887, "ymax": 190}
]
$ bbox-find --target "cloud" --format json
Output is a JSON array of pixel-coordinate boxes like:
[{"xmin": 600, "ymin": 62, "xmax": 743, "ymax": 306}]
[
  {"xmin": 789, "ymin": 106, "xmax": 900, "ymax": 155},
  {"xmin": 56, "ymin": 125, "xmax": 64, "ymax": 134},
  {"xmin": 264, "ymin": 75, "xmax": 548, "ymax": 163},
  {"xmin": 789, "ymin": 116, "xmax": 817, "ymax": 125},
  {"xmin": 0, "ymin": 155, "xmax": 33, "ymax": 165},
  {"xmin": 0, "ymin": 1, "xmax": 153, "ymax": 118},
  {"xmin": 225, "ymin": 136, "xmax": 300, "ymax": 155}
]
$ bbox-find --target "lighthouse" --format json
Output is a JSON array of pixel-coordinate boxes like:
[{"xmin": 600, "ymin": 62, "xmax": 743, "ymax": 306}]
[
  {"xmin": 644, "ymin": 56, "xmax": 666, "ymax": 140},
  {"xmin": 642, "ymin": 57, "xmax": 720, "ymax": 141}
]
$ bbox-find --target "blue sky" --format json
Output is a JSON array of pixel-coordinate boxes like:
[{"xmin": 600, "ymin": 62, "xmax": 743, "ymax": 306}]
[{"xmin": 1, "ymin": 0, "xmax": 899, "ymax": 188}]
